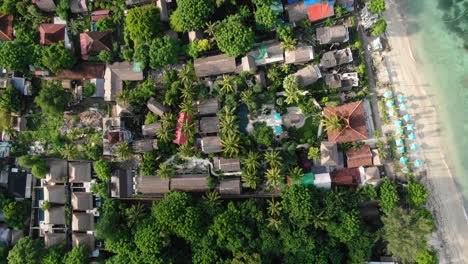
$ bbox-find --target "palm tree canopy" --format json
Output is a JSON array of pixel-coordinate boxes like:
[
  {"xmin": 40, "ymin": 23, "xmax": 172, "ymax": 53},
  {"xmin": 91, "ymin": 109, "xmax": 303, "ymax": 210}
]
[{"xmin": 322, "ymin": 114, "xmax": 344, "ymax": 132}]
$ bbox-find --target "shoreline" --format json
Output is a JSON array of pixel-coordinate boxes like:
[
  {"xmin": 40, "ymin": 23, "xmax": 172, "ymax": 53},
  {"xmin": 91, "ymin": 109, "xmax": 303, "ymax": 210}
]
[{"xmin": 384, "ymin": 0, "xmax": 468, "ymax": 262}]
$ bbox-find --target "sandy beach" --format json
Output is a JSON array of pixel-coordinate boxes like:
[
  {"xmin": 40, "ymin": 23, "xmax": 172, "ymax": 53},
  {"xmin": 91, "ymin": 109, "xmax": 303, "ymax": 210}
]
[{"xmin": 382, "ymin": 0, "xmax": 468, "ymax": 262}]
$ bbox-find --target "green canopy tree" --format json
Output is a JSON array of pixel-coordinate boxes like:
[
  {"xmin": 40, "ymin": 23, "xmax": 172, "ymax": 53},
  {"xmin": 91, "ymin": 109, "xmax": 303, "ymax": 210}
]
[
  {"xmin": 125, "ymin": 5, "xmax": 162, "ymax": 45},
  {"xmin": 149, "ymin": 36, "xmax": 180, "ymax": 69},
  {"xmin": 379, "ymin": 179, "xmax": 399, "ymax": 214},
  {"xmin": 242, "ymin": 151, "xmax": 261, "ymax": 172},
  {"xmin": 17, "ymin": 154, "xmax": 48, "ymax": 179},
  {"xmin": 94, "ymin": 159, "xmax": 111, "ymax": 181},
  {"xmin": 0, "ymin": 85, "xmax": 21, "ymax": 114},
  {"xmin": 214, "ymin": 16, "xmax": 254, "ymax": 57},
  {"xmin": 156, "ymin": 163, "xmax": 175, "ymax": 179},
  {"xmin": 63, "ymin": 245, "xmax": 89, "ymax": 264},
  {"xmin": 115, "ymin": 143, "xmax": 133, "ymax": 161},
  {"xmin": 255, "ymin": 4, "xmax": 277, "ymax": 31},
  {"xmin": 252, "ymin": 122, "xmax": 274, "ymax": 147},
  {"xmin": 56, "ymin": 0, "xmax": 70, "ymax": 20},
  {"xmin": 134, "ymin": 221, "xmax": 170, "ymax": 254},
  {"xmin": 372, "ymin": 18, "xmax": 387, "ymax": 36},
  {"xmin": 0, "ymin": 41, "xmax": 32, "ymax": 72},
  {"xmin": 35, "ymin": 81, "xmax": 71, "ymax": 116},
  {"xmin": 7, "ymin": 237, "xmax": 43, "ymax": 264},
  {"xmin": 169, "ymin": 0, "xmax": 214, "ymax": 32},
  {"xmin": 369, "ymin": 0, "xmax": 386, "ymax": 14},
  {"xmin": 41, "ymin": 41, "xmax": 76, "ymax": 74},
  {"xmin": 382, "ymin": 208, "xmax": 433, "ymax": 263},
  {"xmin": 283, "ymin": 75, "xmax": 301, "ymax": 105},
  {"xmin": 241, "ymin": 168, "xmax": 259, "ymax": 190},
  {"xmin": 408, "ymin": 180, "xmax": 428, "ymax": 207}
]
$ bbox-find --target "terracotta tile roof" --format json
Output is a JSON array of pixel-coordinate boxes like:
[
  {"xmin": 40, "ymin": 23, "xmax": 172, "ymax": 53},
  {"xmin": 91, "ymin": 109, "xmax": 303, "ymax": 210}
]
[
  {"xmin": 330, "ymin": 168, "xmax": 360, "ymax": 186},
  {"xmin": 324, "ymin": 100, "xmax": 368, "ymax": 143},
  {"xmin": 91, "ymin": 10, "xmax": 110, "ymax": 23},
  {"xmin": 0, "ymin": 14, "xmax": 13, "ymax": 41},
  {"xmin": 173, "ymin": 112, "xmax": 192, "ymax": 145},
  {"xmin": 80, "ymin": 31, "xmax": 112, "ymax": 60},
  {"xmin": 346, "ymin": 144, "xmax": 373, "ymax": 168},
  {"xmin": 39, "ymin": 24, "xmax": 66, "ymax": 45}
]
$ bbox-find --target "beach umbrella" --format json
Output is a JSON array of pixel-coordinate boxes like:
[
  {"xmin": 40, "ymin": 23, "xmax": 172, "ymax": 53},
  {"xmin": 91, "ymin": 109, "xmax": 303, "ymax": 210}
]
[
  {"xmin": 403, "ymin": 114, "xmax": 411, "ymax": 122},
  {"xmin": 410, "ymin": 143, "xmax": 418, "ymax": 151},
  {"xmin": 384, "ymin": 91, "xmax": 393, "ymax": 98},
  {"xmin": 399, "ymin": 103, "xmax": 407, "ymax": 111},
  {"xmin": 407, "ymin": 124, "xmax": 415, "ymax": 131},
  {"xmin": 396, "ymin": 128, "xmax": 404, "ymax": 135},
  {"xmin": 408, "ymin": 133, "xmax": 416, "ymax": 140},
  {"xmin": 394, "ymin": 120, "xmax": 403, "ymax": 127},
  {"xmin": 388, "ymin": 109, "xmax": 395, "ymax": 117},
  {"xmin": 398, "ymin": 146, "xmax": 406, "ymax": 153},
  {"xmin": 395, "ymin": 139, "xmax": 403, "ymax": 146},
  {"xmin": 386, "ymin": 100, "xmax": 395, "ymax": 107},
  {"xmin": 399, "ymin": 156, "xmax": 408, "ymax": 164},
  {"xmin": 398, "ymin": 95, "xmax": 406, "ymax": 103},
  {"xmin": 414, "ymin": 159, "xmax": 423, "ymax": 168}
]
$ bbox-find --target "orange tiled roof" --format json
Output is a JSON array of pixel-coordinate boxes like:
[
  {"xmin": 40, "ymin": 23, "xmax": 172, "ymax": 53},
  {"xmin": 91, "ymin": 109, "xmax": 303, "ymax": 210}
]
[
  {"xmin": 324, "ymin": 100, "xmax": 368, "ymax": 143},
  {"xmin": 346, "ymin": 144, "xmax": 373, "ymax": 168},
  {"xmin": 0, "ymin": 14, "xmax": 13, "ymax": 41}
]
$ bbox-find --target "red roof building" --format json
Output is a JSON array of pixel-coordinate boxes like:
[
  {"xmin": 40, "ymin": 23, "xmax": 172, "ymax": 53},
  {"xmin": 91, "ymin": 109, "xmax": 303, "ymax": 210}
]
[
  {"xmin": 330, "ymin": 168, "xmax": 360, "ymax": 186},
  {"xmin": 0, "ymin": 14, "xmax": 13, "ymax": 41},
  {"xmin": 346, "ymin": 144, "xmax": 373, "ymax": 168},
  {"xmin": 54, "ymin": 63, "xmax": 106, "ymax": 80},
  {"xmin": 106, "ymin": 131, "xmax": 124, "ymax": 144},
  {"xmin": 80, "ymin": 31, "xmax": 112, "ymax": 60},
  {"xmin": 173, "ymin": 112, "xmax": 192, "ymax": 145},
  {"xmin": 39, "ymin": 24, "xmax": 66, "ymax": 45},
  {"xmin": 307, "ymin": 2, "xmax": 334, "ymax": 22},
  {"xmin": 91, "ymin": 10, "xmax": 110, "ymax": 23},
  {"xmin": 323, "ymin": 100, "xmax": 368, "ymax": 143}
]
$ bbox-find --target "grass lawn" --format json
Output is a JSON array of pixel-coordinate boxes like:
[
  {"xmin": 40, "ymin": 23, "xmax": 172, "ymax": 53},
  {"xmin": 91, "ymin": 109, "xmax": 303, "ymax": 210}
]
[{"xmin": 296, "ymin": 115, "xmax": 321, "ymax": 144}]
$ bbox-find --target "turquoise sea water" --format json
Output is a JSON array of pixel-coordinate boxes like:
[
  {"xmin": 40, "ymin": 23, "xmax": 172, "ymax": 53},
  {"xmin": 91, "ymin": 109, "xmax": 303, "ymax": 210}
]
[{"xmin": 401, "ymin": 0, "xmax": 468, "ymax": 204}]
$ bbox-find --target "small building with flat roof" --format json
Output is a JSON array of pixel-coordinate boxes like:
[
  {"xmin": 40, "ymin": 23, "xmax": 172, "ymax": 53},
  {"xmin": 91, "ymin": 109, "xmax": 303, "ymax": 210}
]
[
  {"xmin": 284, "ymin": 43, "xmax": 314, "ymax": 65},
  {"xmin": 320, "ymin": 48, "xmax": 353, "ymax": 69},
  {"xmin": 72, "ymin": 233, "xmax": 95, "ymax": 251},
  {"xmin": 44, "ymin": 206, "xmax": 66, "ymax": 225},
  {"xmin": 142, "ymin": 122, "xmax": 162, "ymax": 137},
  {"xmin": 44, "ymin": 185, "xmax": 66, "ymax": 204},
  {"xmin": 132, "ymin": 139, "xmax": 157, "ymax": 153},
  {"xmin": 247, "ymin": 41, "xmax": 284, "ymax": 66},
  {"xmin": 110, "ymin": 169, "xmax": 133, "ymax": 198},
  {"xmin": 71, "ymin": 192, "xmax": 93, "ymax": 211}
]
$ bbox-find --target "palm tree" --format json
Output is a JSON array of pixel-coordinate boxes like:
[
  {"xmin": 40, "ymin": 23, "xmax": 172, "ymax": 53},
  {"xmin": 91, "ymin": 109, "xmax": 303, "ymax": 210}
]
[
  {"xmin": 219, "ymin": 115, "xmax": 237, "ymax": 136},
  {"xmin": 288, "ymin": 166, "xmax": 303, "ymax": 182},
  {"xmin": 264, "ymin": 150, "xmax": 282, "ymax": 168},
  {"xmin": 181, "ymin": 120, "xmax": 195, "ymax": 138},
  {"xmin": 180, "ymin": 100, "xmax": 194, "ymax": 115},
  {"xmin": 280, "ymin": 37, "xmax": 297, "ymax": 51},
  {"xmin": 157, "ymin": 163, "xmax": 175, "ymax": 179},
  {"xmin": 307, "ymin": 147, "xmax": 321, "ymax": 161},
  {"xmin": 116, "ymin": 90, "xmax": 131, "ymax": 107},
  {"xmin": 310, "ymin": 210, "xmax": 328, "ymax": 230},
  {"xmin": 179, "ymin": 142, "xmax": 195, "ymax": 157},
  {"xmin": 203, "ymin": 191, "xmax": 221, "ymax": 208},
  {"xmin": 322, "ymin": 114, "xmax": 344, "ymax": 132},
  {"xmin": 242, "ymin": 151, "xmax": 261, "ymax": 171},
  {"xmin": 157, "ymin": 128, "xmax": 172, "ymax": 143},
  {"xmin": 178, "ymin": 62, "xmax": 195, "ymax": 87},
  {"xmin": 115, "ymin": 142, "xmax": 132, "ymax": 160},
  {"xmin": 283, "ymin": 75, "xmax": 301, "ymax": 105},
  {"xmin": 267, "ymin": 199, "xmax": 282, "ymax": 217},
  {"xmin": 265, "ymin": 166, "xmax": 283, "ymax": 189},
  {"xmin": 267, "ymin": 217, "xmax": 282, "ymax": 230},
  {"xmin": 241, "ymin": 169, "xmax": 258, "ymax": 189},
  {"xmin": 219, "ymin": 75, "xmax": 236, "ymax": 94},
  {"xmin": 125, "ymin": 203, "xmax": 146, "ymax": 228},
  {"xmin": 180, "ymin": 84, "xmax": 194, "ymax": 101},
  {"xmin": 204, "ymin": 21, "xmax": 219, "ymax": 39},
  {"xmin": 161, "ymin": 113, "xmax": 176, "ymax": 126},
  {"xmin": 60, "ymin": 143, "xmax": 79, "ymax": 160},
  {"xmin": 221, "ymin": 132, "xmax": 241, "ymax": 157}
]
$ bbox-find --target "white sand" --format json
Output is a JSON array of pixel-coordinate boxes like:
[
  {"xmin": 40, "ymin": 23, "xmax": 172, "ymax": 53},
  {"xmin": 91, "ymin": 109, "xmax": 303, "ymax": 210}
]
[{"xmin": 383, "ymin": 0, "xmax": 468, "ymax": 262}]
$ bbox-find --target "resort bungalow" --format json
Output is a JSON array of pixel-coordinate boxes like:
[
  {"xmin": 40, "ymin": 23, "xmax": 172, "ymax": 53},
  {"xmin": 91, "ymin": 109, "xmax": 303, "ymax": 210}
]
[
  {"xmin": 323, "ymin": 100, "xmax": 369, "ymax": 143},
  {"xmin": 284, "ymin": 43, "xmax": 314, "ymax": 65},
  {"xmin": 32, "ymin": 0, "xmax": 56, "ymax": 12},
  {"xmin": 320, "ymin": 48, "xmax": 353, "ymax": 69},
  {"xmin": 39, "ymin": 24, "xmax": 70, "ymax": 49},
  {"xmin": 71, "ymin": 192, "xmax": 93, "ymax": 211},
  {"xmin": 346, "ymin": 144, "xmax": 373, "ymax": 168},
  {"xmin": 173, "ymin": 112, "xmax": 193, "ymax": 145},
  {"xmin": 200, "ymin": 136, "xmax": 222, "ymax": 154},
  {"xmin": 79, "ymin": 31, "xmax": 112, "ymax": 60},
  {"xmin": 219, "ymin": 178, "xmax": 242, "ymax": 195},
  {"xmin": 70, "ymin": 0, "xmax": 88, "ymax": 13},
  {"xmin": 142, "ymin": 122, "xmax": 162, "ymax": 137},
  {"xmin": 198, "ymin": 116, "xmax": 220, "ymax": 134},
  {"xmin": 360, "ymin": 166, "xmax": 381, "ymax": 186},
  {"xmin": 132, "ymin": 139, "xmax": 157, "ymax": 153},
  {"xmin": 171, "ymin": 174, "xmax": 209, "ymax": 192},
  {"xmin": 46, "ymin": 159, "xmax": 68, "ymax": 183},
  {"xmin": 320, "ymin": 141, "xmax": 340, "ymax": 167},
  {"xmin": 110, "ymin": 168, "xmax": 133, "ymax": 198},
  {"xmin": 213, "ymin": 157, "xmax": 241, "ymax": 172},
  {"xmin": 72, "ymin": 213, "xmax": 94, "ymax": 232},
  {"xmin": 44, "ymin": 233, "xmax": 66, "ymax": 248},
  {"xmin": 135, "ymin": 176, "xmax": 170, "ymax": 195},
  {"xmin": 44, "ymin": 206, "xmax": 66, "ymax": 225},
  {"xmin": 196, "ymin": 98, "xmax": 219, "ymax": 116},
  {"xmin": 293, "ymin": 64, "xmax": 322, "ymax": 88},
  {"xmin": 104, "ymin": 61, "xmax": 143, "ymax": 101},
  {"xmin": 147, "ymin": 97, "xmax": 170, "ymax": 117},
  {"xmin": 247, "ymin": 40, "xmax": 284, "ymax": 66},
  {"xmin": 316, "ymin": 25, "xmax": 349, "ymax": 45},
  {"xmin": 0, "ymin": 14, "xmax": 13, "ymax": 41},
  {"xmin": 330, "ymin": 168, "xmax": 361, "ymax": 187},
  {"xmin": 68, "ymin": 161, "xmax": 92, "ymax": 183},
  {"xmin": 72, "ymin": 233, "xmax": 95, "ymax": 252},
  {"xmin": 194, "ymin": 54, "xmax": 236, "ymax": 78},
  {"xmin": 44, "ymin": 185, "xmax": 66, "ymax": 204},
  {"xmin": 325, "ymin": 72, "xmax": 359, "ymax": 90}
]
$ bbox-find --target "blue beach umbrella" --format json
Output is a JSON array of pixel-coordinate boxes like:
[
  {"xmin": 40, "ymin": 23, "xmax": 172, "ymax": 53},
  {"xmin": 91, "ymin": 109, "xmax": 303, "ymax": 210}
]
[
  {"xmin": 396, "ymin": 128, "xmax": 404, "ymax": 135},
  {"xmin": 403, "ymin": 114, "xmax": 411, "ymax": 122},
  {"xmin": 410, "ymin": 143, "xmax": 418, "ymax": 151},
  {"xmin": 414, "ymin": 159, "xmax": 423, "ymax": 168},
  {"xmin": 386, "ymin": 100, "xmax": 395, "ymax": 107},
  {"xmin": 399, "ymin": 103, "xmax": 407, "ymax": 111},
  {"xmin": 407, "ymin": 124, "xmax": 415, "ymax": 131},
  {"xmin": 398, "ymin": 95, "xmax": 406, "ymax": 103},
  {"xmin": 398, "ymin": 146, "xmax": 406, "ymax": 153},
  {"xmin": 394, "ymin": 120, "xmax": 403, "ymax": 127},
  {"xmin": 384, "ymin": 91, "xmax": 393, "ymax": 98},
  {"xmin": 388, "ymin": 109, "xmax": 395, "ymax": 117},
  {"xmin": 395, "ymin": 139, "xmax": 403, "ymax": 146},
  {"xmin": 408, "ymin": 133, "xmax": 416, "ymax": 140},
  {"xmin": 399, "ymin": 156, "xmax": 408, "ymax": 164}
]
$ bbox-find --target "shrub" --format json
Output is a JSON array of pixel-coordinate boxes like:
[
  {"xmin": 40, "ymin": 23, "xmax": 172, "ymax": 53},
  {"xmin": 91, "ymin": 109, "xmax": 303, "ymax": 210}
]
[
  {"xmin": 169, "ymin": 0, "xmax": 214, "ymax": 32},
  {"xmin": 379, "ymin": 179, "xmax": 399, "ymax": 214},
  {"xmin": 214, "ymin": 16, "xmax": 254, "ymax": 57},
  {"xmin": 408, "ymin": 180, "xmax": 428, "ymax": 207},
  {"xmin": 83, "ymin": 83, "xmax": 96, "ymax": 97},
  {"xmin": 94, "ymin": 159, "xmax": 111, "ymax": 181},
  {"xmin": 371, "ymin": 18, "xmax": 387, "ymax": 36}
]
